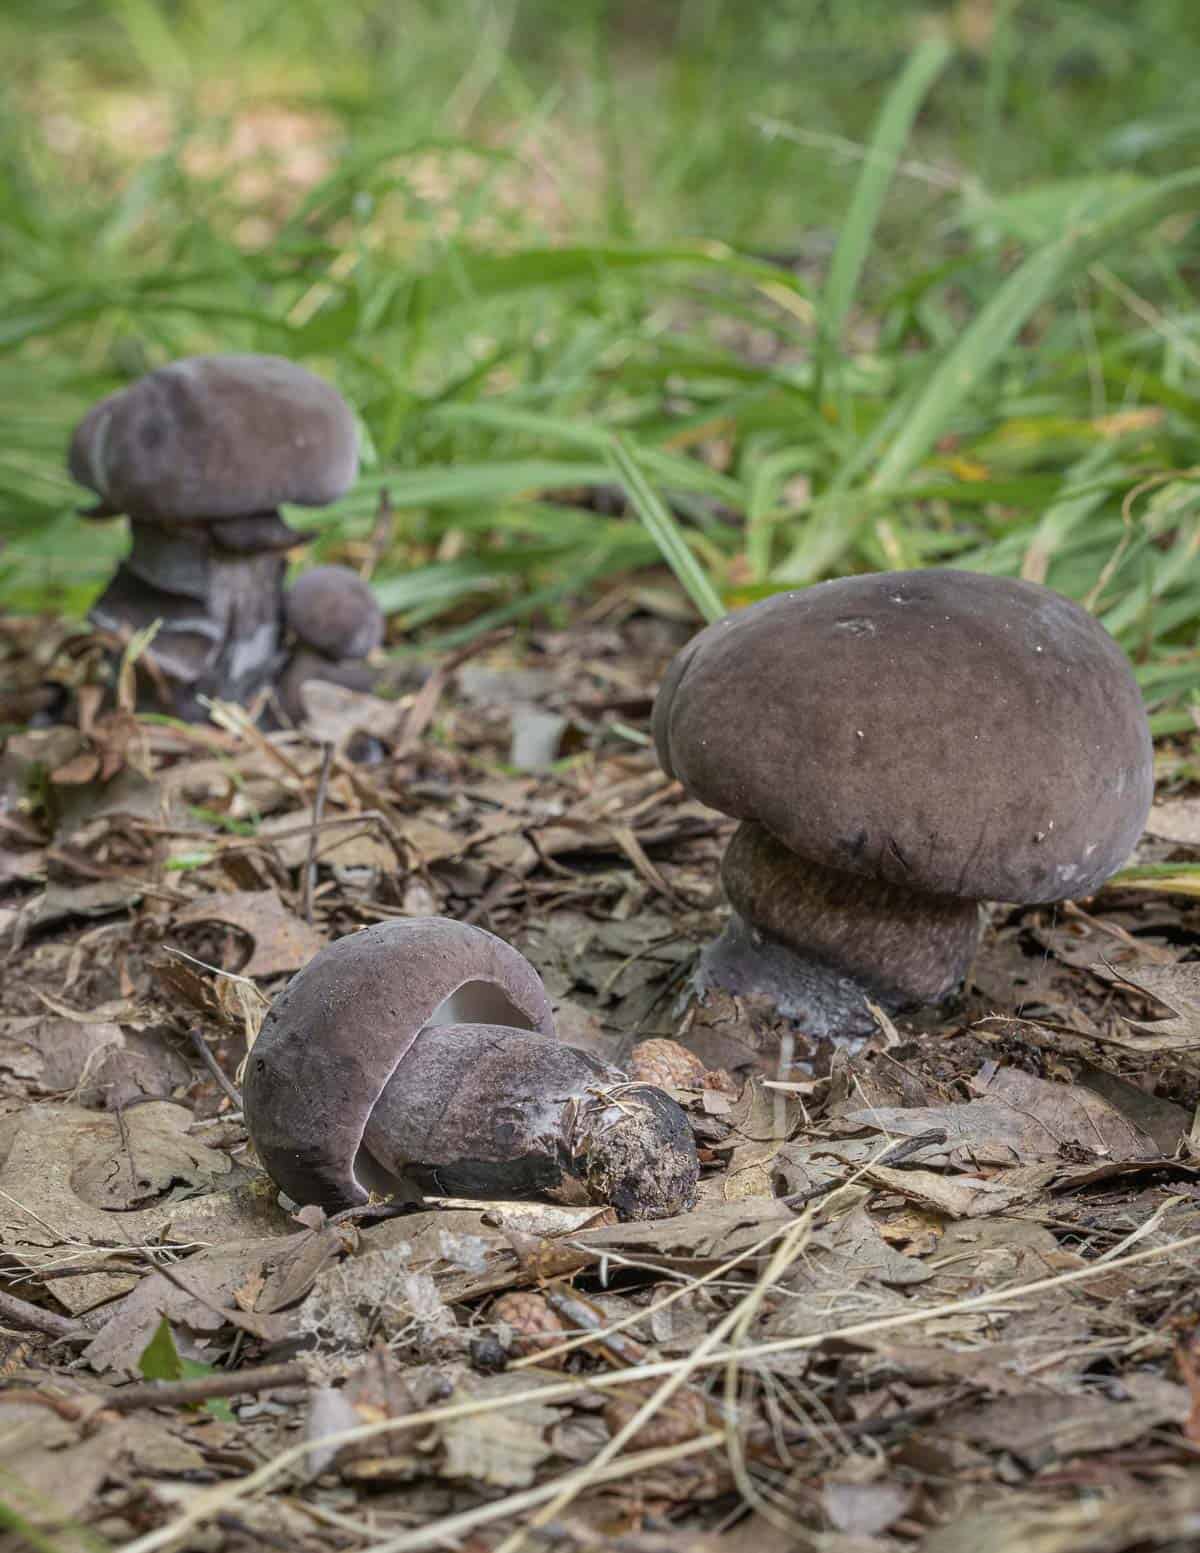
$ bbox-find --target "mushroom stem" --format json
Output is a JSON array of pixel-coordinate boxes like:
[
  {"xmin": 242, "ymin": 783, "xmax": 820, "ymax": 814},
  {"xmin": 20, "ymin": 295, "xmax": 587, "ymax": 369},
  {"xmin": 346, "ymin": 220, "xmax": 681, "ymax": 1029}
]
[
  {"xmin": 276, "ymin": 649, "xmax": 380, "ymax": 724},
  {"xmin": 361, "ymin": 1023, "xmax": 699, "ymax": 1220},
  {"xmin": 705, "ymin": 820, "xmax": 981, "ymax": 1035},
  {"xmin": 89, "ymin": 521, "xmax": 291, "ymax": 717}
]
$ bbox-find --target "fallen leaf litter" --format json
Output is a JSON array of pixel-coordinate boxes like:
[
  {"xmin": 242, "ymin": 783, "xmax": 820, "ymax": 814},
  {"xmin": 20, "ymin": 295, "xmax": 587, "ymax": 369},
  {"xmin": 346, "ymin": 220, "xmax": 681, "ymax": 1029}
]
[{"xmin": 1, "ymin": 606, "xmax": 1199, "ymax": 1552}]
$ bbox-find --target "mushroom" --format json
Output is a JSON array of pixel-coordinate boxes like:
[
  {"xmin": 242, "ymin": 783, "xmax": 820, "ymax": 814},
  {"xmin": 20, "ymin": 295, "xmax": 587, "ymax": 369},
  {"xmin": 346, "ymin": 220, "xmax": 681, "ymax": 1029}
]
[
  {"xmin": 277, "ymin": 564, "xmax": 385, "ymax": 723},
  {"xmin": 653, "ymin": 569, "xmax": 1154, "ymax": 1038},
  {"xmin": 243, "ymin": 917, "xmax": 700, "ymax": 1220},
  {"xmin": 68, "ymin": 355, "xmax": 358, "ymax": 719}
]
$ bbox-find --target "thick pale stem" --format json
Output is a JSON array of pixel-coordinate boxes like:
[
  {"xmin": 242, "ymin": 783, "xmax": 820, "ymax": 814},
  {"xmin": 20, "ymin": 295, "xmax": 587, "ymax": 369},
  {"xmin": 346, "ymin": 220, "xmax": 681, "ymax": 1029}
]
[{"xmin": 704, "ymin": 820, "xmax": 981, "ymax": 1035}]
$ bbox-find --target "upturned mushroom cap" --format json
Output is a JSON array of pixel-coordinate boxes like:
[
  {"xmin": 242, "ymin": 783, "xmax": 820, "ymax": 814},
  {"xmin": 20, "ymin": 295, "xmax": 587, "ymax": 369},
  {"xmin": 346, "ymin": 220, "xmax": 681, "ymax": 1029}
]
[
  {"xmin": 244, "ymin": 918, "xmax": 555, "ymax": 1210},
  {"xmin": 284, "ymin": 565, "xmax": 384, "ymax": 660},
  {"xmin": 654, "ymin": 570, "xmax": 1153, "ymax": 905},
  {"xmin": 68, "ymin": 355, "xmax": 358, "ymax": 524}
]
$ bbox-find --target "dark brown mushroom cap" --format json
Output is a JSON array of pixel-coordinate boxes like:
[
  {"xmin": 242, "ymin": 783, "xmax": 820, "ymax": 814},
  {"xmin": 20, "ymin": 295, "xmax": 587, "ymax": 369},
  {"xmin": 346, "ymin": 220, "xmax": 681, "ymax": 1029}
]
[
  {"xmin": 284, "ymin": 566, "xmax": 384, "ymax": 659},
  {"xmin": 654, "ymin": 570, "xmax": 1153, "ymax": 904},
  {"xmin": 244, "ymin": 918, "xmax": 555, "ymax": 1210},
  {"xmin": 68, "ymin": 355, "xmax": 358, "ymax": 524}
]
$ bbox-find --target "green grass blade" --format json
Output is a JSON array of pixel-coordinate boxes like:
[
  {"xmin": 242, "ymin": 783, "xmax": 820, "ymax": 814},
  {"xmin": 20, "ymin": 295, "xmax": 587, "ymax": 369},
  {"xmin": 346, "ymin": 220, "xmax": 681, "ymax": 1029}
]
[
  {"xmin": 103, "ymin": 0, "xmax": 192, "ymax": 87},
  {"xmin": 868, "ymin": 167, "xmax": 1200, "ymax": 492},
  {"xmin": 820, "ymin": 38, "xmax": 952, "ymax": 365},
  {"xmin": 608, "ymin": 435, "xmax": 725, "ymax": 624},
  {"xmin": 779, "ymin": 165, "xmax": 1200, "ymax": 583}
]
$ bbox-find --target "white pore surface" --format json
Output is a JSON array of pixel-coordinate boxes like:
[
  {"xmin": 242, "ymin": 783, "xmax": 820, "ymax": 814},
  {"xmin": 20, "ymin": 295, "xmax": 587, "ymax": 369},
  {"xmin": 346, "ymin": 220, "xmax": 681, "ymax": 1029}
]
[{"xmin": 422, "ymin": 979, "xmax": 537, "ymax": 1031}]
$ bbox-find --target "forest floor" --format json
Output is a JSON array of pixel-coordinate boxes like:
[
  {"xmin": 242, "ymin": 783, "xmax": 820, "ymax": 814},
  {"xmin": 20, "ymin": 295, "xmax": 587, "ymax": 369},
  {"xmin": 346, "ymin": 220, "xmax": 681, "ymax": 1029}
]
[{"xmin": 3, "ymin": 602, "xmax": 1200, "ymax": 1553}]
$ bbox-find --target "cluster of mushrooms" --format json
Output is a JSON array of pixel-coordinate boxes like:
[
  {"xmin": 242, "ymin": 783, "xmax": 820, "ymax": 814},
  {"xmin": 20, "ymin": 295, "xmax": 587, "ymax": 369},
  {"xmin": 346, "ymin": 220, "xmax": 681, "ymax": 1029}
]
[
  {"xmin": 69, "ymin": 354, "xmax": 383, "ymax": 724},
  {"xmin": 68, "ymin": 358, "xmax": 1157, "ymax": 1222}
]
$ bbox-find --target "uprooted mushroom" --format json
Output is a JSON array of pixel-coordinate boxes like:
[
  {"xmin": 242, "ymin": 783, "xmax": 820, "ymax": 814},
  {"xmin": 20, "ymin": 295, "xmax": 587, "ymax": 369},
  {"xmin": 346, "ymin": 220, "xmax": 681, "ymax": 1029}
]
[
  {"xmin": 69, "ymin": 354, "xmax": 358, "ymax": 720},
  {"xmin": 277, "ymin": 564, "xmax": 385, "ymax": 724},
  {"xmin": 653, "ymin": 569, "xmax": 1154, "ymax": 1040},
  {"xmin": 243, "ymin": 917, "xmax": 700, "ymax": 1221}
]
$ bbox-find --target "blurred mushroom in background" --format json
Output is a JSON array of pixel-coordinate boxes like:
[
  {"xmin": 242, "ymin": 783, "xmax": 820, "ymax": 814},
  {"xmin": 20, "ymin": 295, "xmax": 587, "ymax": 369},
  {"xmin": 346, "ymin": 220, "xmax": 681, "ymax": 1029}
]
[
  {"xmin": 277, "ymin": 564, "xmax": 384, "ymax": 725},
  {"xmin": 69, "ymin": 354, "xmax": 358, "ymax": 720}
]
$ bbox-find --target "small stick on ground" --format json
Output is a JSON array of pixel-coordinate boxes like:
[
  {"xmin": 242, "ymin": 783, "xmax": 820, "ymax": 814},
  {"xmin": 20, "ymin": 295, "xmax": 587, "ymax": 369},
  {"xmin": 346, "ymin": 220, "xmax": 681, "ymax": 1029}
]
[
  {"xmin": 103, "ymin": 1360, "xmax": 310, "ymax": 1413},
  {"xmin": 189, "ymin": 1025, "xmax": 243, "ymax": 1109},
  {"xmin": 360, "ymin": 487, "xmax": 394, "ymax": 582},
  {"xmin": 782, "ymin": 1127, "xmax": 948, "ymax": 1210},
  {"xmin": 303, "ymin": 740, "xmax": 334, "ymax": 924},
  {"xmin": 393, "ymin": 628, "xmax": 513, "ymax": 758},
  {"xmin": 0, "ymin": 1288, "xmax": 90, "ymax": 1342}
]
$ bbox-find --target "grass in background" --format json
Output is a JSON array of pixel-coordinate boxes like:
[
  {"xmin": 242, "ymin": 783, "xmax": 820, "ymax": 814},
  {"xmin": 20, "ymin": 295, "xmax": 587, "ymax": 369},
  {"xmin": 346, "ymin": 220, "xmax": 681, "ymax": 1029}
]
[{"xmin": 3, "ymin": 0, "xmax": 1200, "ymax": 733}]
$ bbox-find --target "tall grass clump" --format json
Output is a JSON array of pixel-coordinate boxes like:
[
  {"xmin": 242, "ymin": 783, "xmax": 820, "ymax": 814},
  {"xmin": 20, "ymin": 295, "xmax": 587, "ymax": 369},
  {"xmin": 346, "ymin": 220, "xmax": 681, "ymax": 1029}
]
[{"xmin": 2, "ymin": 0, "xmax": 1200, "ymax": 728}]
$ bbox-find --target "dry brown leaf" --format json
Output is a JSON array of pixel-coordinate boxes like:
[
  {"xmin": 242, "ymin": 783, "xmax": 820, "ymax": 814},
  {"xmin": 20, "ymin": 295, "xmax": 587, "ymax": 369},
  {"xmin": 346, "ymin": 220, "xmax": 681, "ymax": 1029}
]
[
  {"xmin": 841, "ymin": 1063, "xmax": 1164, "ymax": 1166},
  {"xmin": 439, "ymin": 1384, "xmax": 560, "ymax": 1487},
  {"xmin": 359, "ymin": 1202, "xmax": 608, "ymax": 1304},
  {"xmin": 921, "ymin": 1478, "xmax": 1200, "ymax": 1553},
  {"xmin": 604, "ymin": 1379, "xmax": 710, "ymax": 1451},
  {"xmin": 942, "ymin": 1377, "xmax": 1188, "ymax": 1469},
  {"xmin": 1101, "ymin": 959, "xmax": 1200, "ymax": 1057},
  {"xmin": 0, "ymin": 1015, "xmax": 123, "ymax": 1094},
  {"xmin": 0, "ymin": 1104, "xmax": 281, "ymax": 1311},
  {"xmin": 569, "ymin": 1194, "xmax": 794, "ymax": 1273},
  {"xmin": 83, "ymin": 1228, "xmax": 336, "ymax": 1373},
  {"xmin": 170, "ymin": 889, "xmax": 325, "ymax": 977},
  {"xmin": 70, "ymin": 1101, "xmax": 233, "ymax": 1211},
  {"xmin": 719, "ymin": 1075, "xmax": 798, "ymax": 1199},
  {"xmin": 258, "ymin": 806, "xmax": 398, "ymax": 871},
  {"xmin": 1072, "ymin": 1061, "xmax": 1191, "ymax": 1155},
  {"xmin": 297, "ymin": 679, "xmax": 402, "ymax": 747},
  {"xmin": 1145, "ymin": 798, "xmax": 1200, "ymax": 846},
  {"xmin": 764, "ymin": 1207, "xmax": 932, "ymax": 1341},
  {"xmin": 865, "ymin": 1163, "xmax": 1032, "ymax": 1218},
  {"xmin": 0, "ymin": 1400, "xmax": 135, "ymax": 1529},
  {"xmin": 823, "ymin": 1475, "xmax": 913, "ymax": 1537}
]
